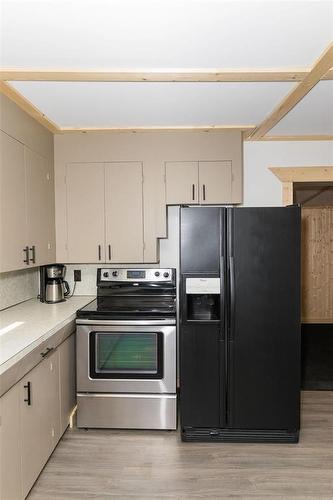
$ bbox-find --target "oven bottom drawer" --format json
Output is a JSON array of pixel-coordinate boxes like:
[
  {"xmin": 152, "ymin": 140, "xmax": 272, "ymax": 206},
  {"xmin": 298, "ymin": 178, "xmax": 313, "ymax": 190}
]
[{"xmin": 77, "ymin": 393, "xmax": 177, "ymax": 430}]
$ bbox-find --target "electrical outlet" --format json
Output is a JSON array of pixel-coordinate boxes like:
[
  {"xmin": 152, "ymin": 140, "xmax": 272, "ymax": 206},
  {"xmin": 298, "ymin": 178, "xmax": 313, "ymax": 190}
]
[{"xmin": 74, "ymin": 269, "xmax": 81, "ymax": 282}]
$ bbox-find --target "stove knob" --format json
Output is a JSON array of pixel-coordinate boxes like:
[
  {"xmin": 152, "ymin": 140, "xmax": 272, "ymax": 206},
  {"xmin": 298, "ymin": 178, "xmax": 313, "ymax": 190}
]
[
  {"xmin": 103, "ymin": 272, "xmax": 109, "ymax": 278},
  {"xmin": 163, "ymin": 272, "xmax": 169, "ymax": 278},
  {"xmin": 154, "ymin": 271, "xmax": 160, "ymax": 277},
  {"xmin": 112, "ymin": 270, "xmax": 118, "ymax": 277}
]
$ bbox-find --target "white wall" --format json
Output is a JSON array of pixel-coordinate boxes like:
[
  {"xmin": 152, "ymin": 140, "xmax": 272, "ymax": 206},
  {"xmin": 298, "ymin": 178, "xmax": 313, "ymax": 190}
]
[{"xmin": 243, "ymin": 141, "xmax": 333, "ymax": 207}]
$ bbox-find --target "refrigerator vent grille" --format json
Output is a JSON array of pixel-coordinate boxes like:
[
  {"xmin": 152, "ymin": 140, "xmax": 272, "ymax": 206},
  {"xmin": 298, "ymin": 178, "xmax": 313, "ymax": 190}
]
[{"xmin": 182, "ymin": 428, "xmax": 299, "ymax": 443}]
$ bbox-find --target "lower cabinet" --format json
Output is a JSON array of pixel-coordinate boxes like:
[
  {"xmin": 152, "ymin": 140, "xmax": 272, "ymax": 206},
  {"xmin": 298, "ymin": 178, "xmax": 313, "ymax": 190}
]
[
  {"xmin": 0, "ymin": 383, "xmax": 22, "ymax": 500},
  {"xmin": 20, "ymin": 350, "xmax": 60, "ymax": 498},
  {"xmin": 0, "ymin": 333, "xmax": 76, "ymax": 500}
]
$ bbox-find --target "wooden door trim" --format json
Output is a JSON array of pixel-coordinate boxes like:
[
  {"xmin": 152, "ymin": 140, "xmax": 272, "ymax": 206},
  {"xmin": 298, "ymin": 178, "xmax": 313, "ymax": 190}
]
[{"xmin": 270, "ymin": 166, "xmax": 333, "ymax": 202}]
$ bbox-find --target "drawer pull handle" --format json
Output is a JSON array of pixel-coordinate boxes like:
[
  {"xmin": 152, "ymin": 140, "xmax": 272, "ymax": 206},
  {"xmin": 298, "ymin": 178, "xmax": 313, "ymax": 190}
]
[
  {"xmin": 192, "ymin": 184, "xmax": 195, "ymax": 201},
  {"xmin": 41, "ymin": 346, "xmax": 54, "ymax": 358},
  {"xmin": 98, "ymin": 244, "xmax": 101, "ymax": 261},
  {"xmin": 24, "ymin": 381, "xmax": 31, "ymax": 406}
]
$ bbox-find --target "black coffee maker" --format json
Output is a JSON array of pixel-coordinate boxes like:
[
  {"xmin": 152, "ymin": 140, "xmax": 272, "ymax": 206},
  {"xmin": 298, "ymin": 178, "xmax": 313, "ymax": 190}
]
[{"xmin": 40, "ymin": 264, "xmax": 70, "ymax": 303}]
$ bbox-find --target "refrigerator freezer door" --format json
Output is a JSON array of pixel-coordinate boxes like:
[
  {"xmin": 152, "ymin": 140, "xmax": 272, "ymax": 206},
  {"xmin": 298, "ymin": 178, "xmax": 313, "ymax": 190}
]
[
  {"xmin": 180, "ymin": 324, "xmax": 225, "ymax": 429},
  {"xmin": 227, "ymin": 206, "xmax": 301, "ymax": 431},
  {"xmin": 180, "ymin": 207, "xmax": 222, "ymax": 273}
]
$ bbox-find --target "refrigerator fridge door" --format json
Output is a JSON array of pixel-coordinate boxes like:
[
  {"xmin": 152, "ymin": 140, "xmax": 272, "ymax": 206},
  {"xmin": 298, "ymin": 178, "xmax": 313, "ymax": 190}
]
[{"xmin": 227, "ymin": 206, "xmax": 301, "ymax": 432}]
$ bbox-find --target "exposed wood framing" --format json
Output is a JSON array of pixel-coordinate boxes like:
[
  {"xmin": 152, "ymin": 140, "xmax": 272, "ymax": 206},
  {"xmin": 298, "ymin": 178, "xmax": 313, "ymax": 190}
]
[
  {"xmin": 0, "ymin": 81, "xmax": 60, "ymax": 133},
  {"xmin": 270, "ymin": 167, "xmax": 333, "ymax": 183},
  {"xmin": 1, "ymin": 68, "xmax": 333, "ymax": 83},
  {"xmin": 248, "ymin": 43, "xmax": 333, "ymax": 140}
]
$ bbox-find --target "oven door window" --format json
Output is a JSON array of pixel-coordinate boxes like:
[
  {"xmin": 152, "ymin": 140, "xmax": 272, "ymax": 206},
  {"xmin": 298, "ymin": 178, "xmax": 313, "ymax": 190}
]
[{"xmin": 89, "ymin": 331, "xmax": 164, "ymax": 379}]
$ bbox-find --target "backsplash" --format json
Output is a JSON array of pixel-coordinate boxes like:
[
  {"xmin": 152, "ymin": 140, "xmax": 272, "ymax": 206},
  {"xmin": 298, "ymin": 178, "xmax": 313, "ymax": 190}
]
[{"xmin": 0, "ymin": 268, "xmax": 39, "ymax": 310}]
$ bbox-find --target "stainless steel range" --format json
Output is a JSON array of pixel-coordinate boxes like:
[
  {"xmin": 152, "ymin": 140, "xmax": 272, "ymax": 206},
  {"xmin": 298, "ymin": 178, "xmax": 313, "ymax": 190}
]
[{"xmin": 76, "ymin": 268, "xmax": 177, "ymax": 430}]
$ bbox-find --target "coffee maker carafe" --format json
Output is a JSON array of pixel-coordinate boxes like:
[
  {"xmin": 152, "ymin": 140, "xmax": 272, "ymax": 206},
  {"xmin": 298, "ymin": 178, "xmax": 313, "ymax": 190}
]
[{"xmin": 40, "ymin": 264, "xmax": 70, "ymax": 303}]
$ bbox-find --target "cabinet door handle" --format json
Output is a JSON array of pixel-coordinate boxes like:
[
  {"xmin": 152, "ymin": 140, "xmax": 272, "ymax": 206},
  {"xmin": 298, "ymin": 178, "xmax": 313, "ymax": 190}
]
[
  {"xmin": 29, "ymin": 245, "xmax": 36, "ymax": 264},
  {"xmin": 23, "ymin": 246, "xmax": 30, "ymax": 265},
  {"xmin": 108, "ymin": 244, "xmax": 111, "ymax": 260},
  {"xmin": 203, "ymin": 184, "xmax": 206, "ymax": 201},
  {"xmin": 192, "ymin": 184, "xmax": 195, "ymax": 201},
  {"xmin": 98, "ymin": 244, "xmax": 101, "ymax": 261},
  {"xmin": 24, "ymin": 381, "xmax": 31, "ymax": 406}
]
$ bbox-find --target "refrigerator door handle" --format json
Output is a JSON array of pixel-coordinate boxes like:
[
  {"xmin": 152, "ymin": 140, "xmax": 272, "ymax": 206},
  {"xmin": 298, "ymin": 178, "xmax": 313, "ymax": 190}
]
[
  {"xmin": 229, "ymin": 255, "xmax": 235, "ymax": 341},
  {"xmin": 220, "ymin": 255, "xmax": 225, "ymax": 341}
]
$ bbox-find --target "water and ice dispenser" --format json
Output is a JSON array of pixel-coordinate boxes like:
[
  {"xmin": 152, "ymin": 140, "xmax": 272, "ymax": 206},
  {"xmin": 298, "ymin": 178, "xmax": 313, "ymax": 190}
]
[{"xmin": 185, "ymin": 277, "xmax": 221, "ymax": 321}]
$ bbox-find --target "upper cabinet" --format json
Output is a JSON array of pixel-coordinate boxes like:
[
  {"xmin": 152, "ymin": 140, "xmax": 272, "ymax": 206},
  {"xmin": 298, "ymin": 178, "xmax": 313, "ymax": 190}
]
[
  {"xmin": 55, "ymin": 130, "xmax": 243, "ymax": 263},
  {"xmin": 25, "ymin": 148, "xmax": 56, "ymax": 266},
  {"xmin": 0, "ymin": 131, "xmax": 56, "ymax": 272},
  {"xmin": 199, "ymin": 161, "xmax": 232, "ymax": 204},
  {"xmin": 105, "ymin": 162, "xmax": 143, "ymax": 263},
  {"xmin": 0, "ymin": 132, "xmax": 27, "ymax": 272},
  {"xmin": 65, "ymin": 162, "xmax": 144, "ymax": 263},
  {"xmin": 166, "ymin": 160, "xmax": 233, "ymax": 205},
  {"xmin": 66, "ymin": 163, "xmax": 105, "ymax": 263},
  {"xmin": 165, "ymin": 161, "xmax": 199, "ymax": 204}
]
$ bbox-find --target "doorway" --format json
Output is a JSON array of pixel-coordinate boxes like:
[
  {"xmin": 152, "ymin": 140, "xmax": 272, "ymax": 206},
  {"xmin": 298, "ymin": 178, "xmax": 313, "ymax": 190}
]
[{"xmin": 271, "ymin": 167, "xmax": 333, "ymax": 390}]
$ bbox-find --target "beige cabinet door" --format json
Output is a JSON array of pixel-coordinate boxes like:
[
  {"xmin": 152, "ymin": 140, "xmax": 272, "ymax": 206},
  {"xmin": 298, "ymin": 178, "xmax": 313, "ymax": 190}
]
[
  {"xmin": 165, "ymin": 161, "xmax": 199, "ymax": 204},
  {"xmin": 0, "ymin": 384, "xmax": 22, "ymax": 500},
  {"xmin": 58, "ymin": 334, "xmax": 76, "ymax": 435},
  {"xmin": 66, "ymin": 163, "xmax": 105, "ymax": 263},
  {"xmin": 25, "ymin": 148, "xmax": 56, "ymax": 266},
  {"xmin": 0, "ymin": 131, "xmax": 27, "ymax": 272},
  {"xmin": 105, "ymin": 162, "xmax": 144, "ymax": 263},
  {"xmin": 199, "ymin": 161, "xmax": 232, "ymax": 204},
  {"xmin": 20, "ymin": 351, "xmax": 60, "ymax": 499}
]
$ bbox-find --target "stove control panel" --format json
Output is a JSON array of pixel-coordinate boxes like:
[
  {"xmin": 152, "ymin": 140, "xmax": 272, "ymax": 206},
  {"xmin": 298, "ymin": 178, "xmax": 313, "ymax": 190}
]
[{"xmin": 99, "ymin": 268, "xmax": 174, "ymax": 283}]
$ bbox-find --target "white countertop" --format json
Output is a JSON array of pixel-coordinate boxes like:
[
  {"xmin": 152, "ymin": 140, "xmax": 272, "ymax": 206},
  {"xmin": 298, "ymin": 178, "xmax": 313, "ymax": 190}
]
[{"xmin": 0, "ymin": 296, "xmax": 95, "ymax": 375}]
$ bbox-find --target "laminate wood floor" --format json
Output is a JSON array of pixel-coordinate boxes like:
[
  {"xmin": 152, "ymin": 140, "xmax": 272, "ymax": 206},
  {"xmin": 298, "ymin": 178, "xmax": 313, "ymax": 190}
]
[{"xmin": 28, "ymin": 391, "xmax": 333, "ymax": 500}]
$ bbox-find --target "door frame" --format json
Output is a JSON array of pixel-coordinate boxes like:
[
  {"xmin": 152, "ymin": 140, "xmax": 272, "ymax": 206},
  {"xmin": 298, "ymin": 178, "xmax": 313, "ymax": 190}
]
[
  {"xmin": 271, "ymin": 166, "xmax": 333, "ymax": 324},
  {"xmin": 270, "ymin": 166, "xmax": 333, "ymax": 205}
]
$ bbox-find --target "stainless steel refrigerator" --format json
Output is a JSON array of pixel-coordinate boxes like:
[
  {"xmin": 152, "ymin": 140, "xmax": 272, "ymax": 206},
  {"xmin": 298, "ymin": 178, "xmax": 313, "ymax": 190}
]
[{"xmin": 179, "ymin": 206, "xmax": 301, "ymax": 442}]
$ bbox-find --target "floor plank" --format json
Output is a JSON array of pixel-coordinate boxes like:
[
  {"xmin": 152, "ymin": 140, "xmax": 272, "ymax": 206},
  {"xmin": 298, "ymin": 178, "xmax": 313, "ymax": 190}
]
[{"xmin": 28, "ymin": 391, "xmax": 333, "ymax": 499}]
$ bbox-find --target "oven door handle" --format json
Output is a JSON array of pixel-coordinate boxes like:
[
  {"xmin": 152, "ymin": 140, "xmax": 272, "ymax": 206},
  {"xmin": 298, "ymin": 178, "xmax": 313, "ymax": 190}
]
[{"xmin": 76, "ymin": 318, "xmax": 176, "ymax": 326}]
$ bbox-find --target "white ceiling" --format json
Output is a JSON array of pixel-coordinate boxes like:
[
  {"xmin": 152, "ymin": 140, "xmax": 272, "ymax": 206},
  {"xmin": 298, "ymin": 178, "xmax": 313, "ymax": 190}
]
[
  {"xmin": 271, "ymin": 81, "xmax": 333, "ymax": 135},
  {"xmin": 1, "ymin": 0, "xmax": 333, "ymax": 132},
  {"xmin": 10, "ymin": 81, "xmax": 294, "ymax": 128},
  {"xmin": 1, "ymin": 0, "xmax": 333, "ymax": 68}
]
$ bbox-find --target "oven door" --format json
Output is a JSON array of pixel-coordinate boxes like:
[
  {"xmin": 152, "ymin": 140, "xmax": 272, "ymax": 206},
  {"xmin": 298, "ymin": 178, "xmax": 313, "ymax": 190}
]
[{"xmin": 76, "ymin": 320, "xmax": 176, "ymax": 393}]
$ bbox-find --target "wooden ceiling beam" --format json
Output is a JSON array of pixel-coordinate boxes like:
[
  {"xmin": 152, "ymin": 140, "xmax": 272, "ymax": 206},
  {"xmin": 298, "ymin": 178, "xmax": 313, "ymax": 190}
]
[
  {"xmin": 59, "ymin": 125, "xmax": 255, "ymax": 134},
  {"xmin": 1, "ymin": 68, "xmax": 333, "ymax": 83},
  {"xmin": 248, "ymin": 43, "xmax": 333, "ymax": 140},
  {"xmin": 0, "ymin": 81, "xmax": 60, "ymax": 134}
]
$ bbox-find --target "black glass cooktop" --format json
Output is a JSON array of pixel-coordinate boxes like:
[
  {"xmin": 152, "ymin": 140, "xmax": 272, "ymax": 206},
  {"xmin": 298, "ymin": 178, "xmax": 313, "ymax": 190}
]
[{"xmin": 76, "ymin": 298, "xmax": 176, "ymax": 320}]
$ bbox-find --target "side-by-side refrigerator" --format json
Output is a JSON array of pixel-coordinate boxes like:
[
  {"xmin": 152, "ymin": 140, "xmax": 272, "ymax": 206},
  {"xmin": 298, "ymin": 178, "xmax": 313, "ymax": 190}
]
[{"xmin": 180, "ymin": 206, "xmax": 301, "ymax": 443}]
